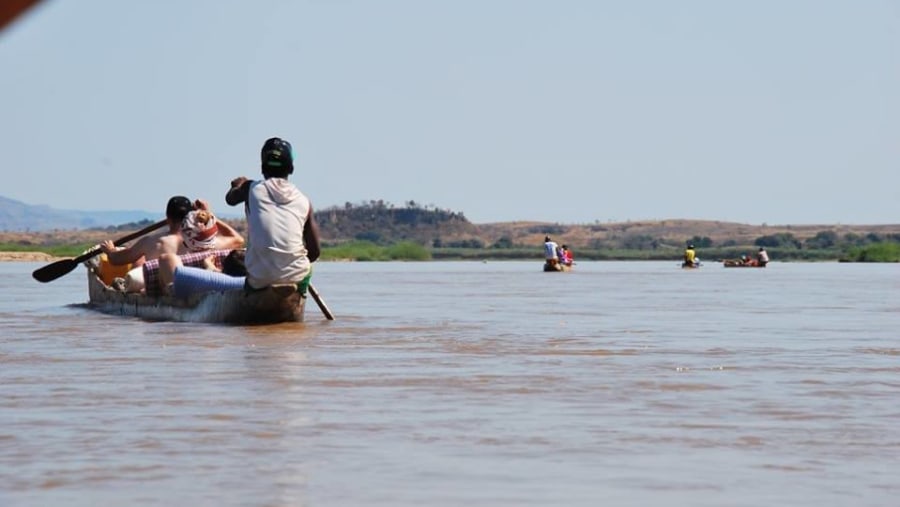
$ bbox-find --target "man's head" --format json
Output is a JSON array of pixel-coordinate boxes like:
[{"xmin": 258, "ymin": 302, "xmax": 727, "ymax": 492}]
[
  {"xmin": 166, "ymin": 196, "xmax": 193, "ymax": 223},
  {"xmin": 261, "ymin": 137, "xmax": 294, "ymax": 178}
]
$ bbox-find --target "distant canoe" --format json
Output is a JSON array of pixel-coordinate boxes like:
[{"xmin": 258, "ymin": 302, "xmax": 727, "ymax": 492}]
[
  {"xmin": 723, "ymin": 259, "xmax": 766, "ymax": 268},
  {"xmin": 543, "ymin": 261, "xmax": 572, "ymax": 272},
  {"xmin": 86, "ymin": 266, "xmax": 306, "ymax": 324}
]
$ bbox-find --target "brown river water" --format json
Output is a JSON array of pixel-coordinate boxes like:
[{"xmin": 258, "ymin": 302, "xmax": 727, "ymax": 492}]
[{"xmin": 1, "ymin": 260, "xmax": 898, "ymax": 506}]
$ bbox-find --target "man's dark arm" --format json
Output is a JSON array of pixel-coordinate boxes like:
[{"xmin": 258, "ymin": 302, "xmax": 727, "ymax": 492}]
[
  {"xmin": 304, "ymin": 204, "xmax": 321, "ymax": 263},
  {"xmin": 226, "ymin": 178, "xmax": 252, "ymax": 206}
]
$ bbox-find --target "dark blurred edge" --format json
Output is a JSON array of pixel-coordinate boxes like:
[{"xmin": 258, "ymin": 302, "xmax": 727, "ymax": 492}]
[{"xmin": 1, "ymin": 0, "xmax": 44, "ymax": 32}]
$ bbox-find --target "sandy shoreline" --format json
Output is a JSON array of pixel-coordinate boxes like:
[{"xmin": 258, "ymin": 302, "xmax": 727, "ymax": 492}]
[{"xmin": 0, "ymin": 251, "xmax": 64, "ymax": 262}]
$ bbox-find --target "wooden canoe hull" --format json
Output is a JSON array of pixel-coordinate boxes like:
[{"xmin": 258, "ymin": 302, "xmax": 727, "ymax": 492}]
[
  {"xmin": 86, "ymin": 269, "xmax": 306, "ymax": 324},
  {"xmin": 543, "ymin": 261, "xmax": 572, "ymax": 272},
  {"xmin": 723, "ymin": 260, "xmax": 766, "ymax": 268}
]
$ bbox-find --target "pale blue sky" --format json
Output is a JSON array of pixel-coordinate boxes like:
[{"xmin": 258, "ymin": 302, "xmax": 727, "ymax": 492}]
[{"xmin": 1, "ymin": 0, "xmax": 897, "ymax": 225}]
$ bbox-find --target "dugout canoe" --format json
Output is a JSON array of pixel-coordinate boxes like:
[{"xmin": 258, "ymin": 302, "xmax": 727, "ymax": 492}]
[
  {"xmin": 723, "ymin": 260, "xmax": 767, "ymax": 268},
  {"xmin": 86, "ymin": 265, "xmax": 306, "ymax": 324},
  {"xmin": 543, "ymin": 261, "xmax": 572, "ymax": 272}
]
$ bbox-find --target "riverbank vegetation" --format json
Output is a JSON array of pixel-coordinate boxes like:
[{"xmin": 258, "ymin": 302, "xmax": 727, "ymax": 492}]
[
  {"xmin": 321, "ymin": 240, "xmax": 431, "ymax": 261},
  {"xmin": 2, "ymin": 201, "xmax": 899, "ymax": 262},
  {"xmin": 8, "ymin": 240, "xmax": 897, "ymax": 263},
  {"xmin": 839, "ymin": 242, "xmax": 900, "ymax": 262},
  {"xmin": 0, "ymin": 242, "xmax": 93, "ymax": 258}
]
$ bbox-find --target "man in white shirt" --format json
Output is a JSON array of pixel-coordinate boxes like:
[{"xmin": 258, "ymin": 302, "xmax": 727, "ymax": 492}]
[
  {"xmin": 226, "ymin": 137, "xmax": 321, "ymax": 291},
  {"xmin": 544, "ymin": 236, "xmax": 559, "ymax": 267}
]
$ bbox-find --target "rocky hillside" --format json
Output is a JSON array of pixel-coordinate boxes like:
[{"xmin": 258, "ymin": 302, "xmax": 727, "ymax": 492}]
[
  {"xmin": 316, "ymin": 201, "xmax": 479, "ymax": 245},
  {"xmin": 315, "ymin": 204, "xmax": 897, "ymax": 250}
]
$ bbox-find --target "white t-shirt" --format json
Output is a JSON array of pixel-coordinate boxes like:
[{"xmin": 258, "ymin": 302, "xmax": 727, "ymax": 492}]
[
  {"xmin": 244, "ymin": 178, "xmax": 311, "ymax": 288},
  {"xmin": 544, "ymin": 241, "xmax": 559, "ymax": 260}
]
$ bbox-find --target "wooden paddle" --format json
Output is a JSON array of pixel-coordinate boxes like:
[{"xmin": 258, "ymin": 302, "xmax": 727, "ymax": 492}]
[
  {"xmin": 308, "ymin": 284, "xmax": 335, "ymax": 320},
  {"xmin": 32, "ymin": 219, "xmax": 168, "ymax": 283}
]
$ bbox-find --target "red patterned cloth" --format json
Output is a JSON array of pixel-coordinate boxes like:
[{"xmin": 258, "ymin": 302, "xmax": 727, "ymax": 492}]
[{"xmin": 181, "ymin": 210, "xmax": 219, "ymax": 251}]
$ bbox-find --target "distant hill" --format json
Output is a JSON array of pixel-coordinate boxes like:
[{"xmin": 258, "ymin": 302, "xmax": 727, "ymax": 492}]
[
  {"xmin": 316, "ymin": 200, "xmax": 479, "ymax": 245},
  {"xmin": 315, "ymin": 202, "xmax": 900, "ymax": 253},
  {"xmin": 0, "ymin": 195, "xmax": 156, "ymax": 232},
  {"xmin": 0, "ymin": 195, "xmax": 241, "ymax": 232}
]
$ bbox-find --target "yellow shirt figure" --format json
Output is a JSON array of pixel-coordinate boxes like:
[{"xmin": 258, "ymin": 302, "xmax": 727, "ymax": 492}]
[{"xmin": 683, "ymin": 246, "xmax": 697, "ymax": 266}]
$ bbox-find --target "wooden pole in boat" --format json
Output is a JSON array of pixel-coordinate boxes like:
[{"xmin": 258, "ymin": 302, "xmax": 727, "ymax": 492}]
[{"xmin": 308, "ymin": 284, "xmax": 335, "ymax": 320}]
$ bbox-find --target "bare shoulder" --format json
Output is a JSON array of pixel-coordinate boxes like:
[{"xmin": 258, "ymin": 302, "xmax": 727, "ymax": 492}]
[
  {"xmin": 155, "ymin": 233, "xmax": 184, "ymax": 256},
  {"xmin": 128, "ymin": 232, "xmax": 163, "ymax": 254},
  {"xmin": 214, "ymin": 236, "xmax": 245, "ymax": 250}
]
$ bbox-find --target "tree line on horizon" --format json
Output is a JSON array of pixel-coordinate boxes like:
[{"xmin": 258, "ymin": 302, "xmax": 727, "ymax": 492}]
[{"xmin": 4, "ymin": 201, "xmax": 898, "ymax": 261}]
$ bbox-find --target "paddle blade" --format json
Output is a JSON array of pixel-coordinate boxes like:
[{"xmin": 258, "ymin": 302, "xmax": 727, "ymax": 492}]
[
  {"xmin": 30, "ymin": 219, "xmax": 166, "ymax": 284},
  {"xmin": 32, "ymin": 258, "xmax": 79, "ymax": 283}
]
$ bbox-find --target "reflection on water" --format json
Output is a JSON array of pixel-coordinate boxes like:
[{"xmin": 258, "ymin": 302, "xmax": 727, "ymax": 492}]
[{"xmin": 1, "ymin": 261, "xmax": 898, "ymax": 506}]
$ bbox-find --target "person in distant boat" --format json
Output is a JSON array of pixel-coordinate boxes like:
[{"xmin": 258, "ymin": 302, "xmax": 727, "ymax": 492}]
[
  {"xmin": 156, "ymin": 199, "xmax": 245, "ymax": 292},
  {"xmin": 683, "ymin": 244, "xmax": 698, "ymax": 267},
  {"xmin": 560, "ymin": 244, "xmax": 574, "ymax": 267},
  {"xmin": 740, "ymin": 253, "xmax": 758, "ymax": 266},
  {"xmin": 100, "ymin": 195, "xmax": 194, "ymax": 268},
  {"xmin": 225, "ymin": 136, "xmax": 321, "ymax": 293},
  {"xmin": 543, "ymin": 236, "xmax": 560, "ymax": 267},
  {"xmin": 756, "ymin": 247, "xmax": 769, "ymax": 266}
]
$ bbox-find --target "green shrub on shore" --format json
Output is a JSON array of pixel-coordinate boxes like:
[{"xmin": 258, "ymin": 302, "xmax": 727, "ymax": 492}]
[
  {"xmin": 0, "ymin": 242, "xmax": 93, "ymax": 257},
  {"xmin": 385, "ymin": 241, "xmax": 431, "ymax": 260},
  {"xmin": 321, "ymin": 241, "xmax": 382, "ymax": 261},
  {"xmin": 321, "ymin": 240, "xmax": 431, "ymax": 261},
  {"xmin": 840, "ymin": 242, "xmax": 900, "ymax": 262}
]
